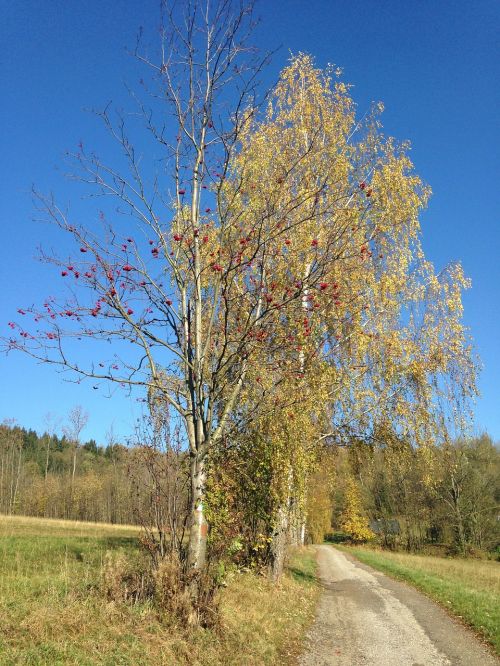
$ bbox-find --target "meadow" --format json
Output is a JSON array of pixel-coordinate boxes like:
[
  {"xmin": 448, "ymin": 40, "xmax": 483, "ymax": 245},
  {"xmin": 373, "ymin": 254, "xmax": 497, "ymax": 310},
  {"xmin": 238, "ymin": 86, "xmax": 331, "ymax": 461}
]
[
  {"xmin": 0, "ymin": 515, "xmax": 318, "ymax": 665},
  {"xmin": 343, "ymin": 545, "xmax": 500, "ymax": 654}
]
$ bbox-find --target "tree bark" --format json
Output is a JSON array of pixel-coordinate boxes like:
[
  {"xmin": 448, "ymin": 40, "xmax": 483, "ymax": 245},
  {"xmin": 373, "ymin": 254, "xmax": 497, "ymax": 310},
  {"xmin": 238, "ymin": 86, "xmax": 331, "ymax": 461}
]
[
  {"xmin": 270, "ymin": 500, "xmax": 289, "ymax": 582},
  {"xmin": 300, "ymin": 519, "xmax": 306, "ymax": 546},
  {"xmin": 187, "ymin": 453, "xmax": 208, "ymax": 572}
]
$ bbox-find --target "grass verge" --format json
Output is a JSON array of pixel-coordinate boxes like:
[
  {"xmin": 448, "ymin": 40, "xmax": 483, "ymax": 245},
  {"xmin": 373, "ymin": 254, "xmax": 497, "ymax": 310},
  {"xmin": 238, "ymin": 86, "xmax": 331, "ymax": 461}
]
[
  {"xmin": 340, "ymin": 545, "xmax": 500, "ymax": 654},
  {"xmin": 0, "ymin": 515, "xmax": 318, "ymax": 665}
]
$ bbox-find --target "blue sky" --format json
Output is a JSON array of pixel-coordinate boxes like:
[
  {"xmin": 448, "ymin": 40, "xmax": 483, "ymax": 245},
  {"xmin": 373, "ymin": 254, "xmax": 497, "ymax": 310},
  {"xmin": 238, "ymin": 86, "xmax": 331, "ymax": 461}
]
[{"xmin": 1, "ymin": 0, "xmax": 499, "ymax": 443}]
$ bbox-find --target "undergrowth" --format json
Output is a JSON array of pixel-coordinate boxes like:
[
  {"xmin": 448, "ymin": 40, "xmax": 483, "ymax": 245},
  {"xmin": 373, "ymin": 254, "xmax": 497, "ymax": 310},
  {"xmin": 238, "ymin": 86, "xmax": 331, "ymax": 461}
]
[{"xmin": 0, "ymin": 515, "xmax": 318, "ymax": 665}]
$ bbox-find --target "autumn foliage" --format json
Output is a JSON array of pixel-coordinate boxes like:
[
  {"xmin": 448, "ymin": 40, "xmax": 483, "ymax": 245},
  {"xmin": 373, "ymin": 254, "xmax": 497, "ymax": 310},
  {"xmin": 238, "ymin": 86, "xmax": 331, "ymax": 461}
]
[{"xmin": 3, "ymin": 1, "xmax": 477, "ymax": 617}]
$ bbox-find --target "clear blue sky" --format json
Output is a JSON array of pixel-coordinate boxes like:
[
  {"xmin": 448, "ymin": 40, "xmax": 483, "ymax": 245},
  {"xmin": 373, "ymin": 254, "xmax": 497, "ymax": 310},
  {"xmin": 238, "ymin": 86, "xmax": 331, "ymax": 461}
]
[{"xmin": 1, "ymin": 0, "xmax": 499, "ymax": 443}]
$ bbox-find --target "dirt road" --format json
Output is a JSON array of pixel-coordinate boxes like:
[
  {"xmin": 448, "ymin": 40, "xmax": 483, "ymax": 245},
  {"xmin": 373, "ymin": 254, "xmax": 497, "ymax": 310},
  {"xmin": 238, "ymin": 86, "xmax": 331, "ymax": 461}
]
[{"xmin": 299, "ymin": 545, "xmax": 498, "ymax": 666}]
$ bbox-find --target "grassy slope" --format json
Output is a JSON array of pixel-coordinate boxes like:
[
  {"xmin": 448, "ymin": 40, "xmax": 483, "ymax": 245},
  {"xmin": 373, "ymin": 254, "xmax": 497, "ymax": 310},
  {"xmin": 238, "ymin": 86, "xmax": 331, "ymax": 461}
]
[
  {"xmin": 0, "ymin": 515, "xmax": 318, "ymax": 665},
  {"xmin": 341, "ymin": 545, "xmax": 500, "ymax": 654}
]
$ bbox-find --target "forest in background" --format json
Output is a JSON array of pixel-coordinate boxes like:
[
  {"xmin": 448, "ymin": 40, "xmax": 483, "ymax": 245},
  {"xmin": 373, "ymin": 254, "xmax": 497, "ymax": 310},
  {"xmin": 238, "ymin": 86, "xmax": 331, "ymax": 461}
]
[
  {"xmin": 2, "ymin": 420, "xmax": 498, "ymax": 559},
  {"xmin": 0, "ymin": 420, "xmax": 138, "ymax": 524}
]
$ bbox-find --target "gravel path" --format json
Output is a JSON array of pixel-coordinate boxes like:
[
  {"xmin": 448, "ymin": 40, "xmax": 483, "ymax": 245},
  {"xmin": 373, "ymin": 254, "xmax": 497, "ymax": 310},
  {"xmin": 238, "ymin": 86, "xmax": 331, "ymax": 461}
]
[{"xmin": 299, "ymin": 545, "xmax": 498, "ymax": 666}]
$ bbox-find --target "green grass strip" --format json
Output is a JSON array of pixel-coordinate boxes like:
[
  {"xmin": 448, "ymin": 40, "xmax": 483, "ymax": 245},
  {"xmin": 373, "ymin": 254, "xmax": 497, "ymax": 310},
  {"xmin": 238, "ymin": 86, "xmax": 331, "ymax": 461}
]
[{"xmin": 341, "ymin": 546, "xmax": 500, "ymax": 654}]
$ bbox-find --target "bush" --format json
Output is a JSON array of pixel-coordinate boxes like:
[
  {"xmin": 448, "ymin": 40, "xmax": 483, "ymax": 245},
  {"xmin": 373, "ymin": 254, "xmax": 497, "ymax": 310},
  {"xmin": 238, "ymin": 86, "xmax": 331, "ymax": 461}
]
[
  {"xmin": 324, "ymin": 532, "xmax": 349, "ymax": 543},
  {"xmin": 101, "ymin": 549, "xmax": 221, "ymax": 628}
]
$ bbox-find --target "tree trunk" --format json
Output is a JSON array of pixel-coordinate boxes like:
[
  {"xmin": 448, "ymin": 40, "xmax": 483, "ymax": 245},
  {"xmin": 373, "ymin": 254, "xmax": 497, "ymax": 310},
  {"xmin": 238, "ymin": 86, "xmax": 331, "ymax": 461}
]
[
  {"xmin": 453, "ymin": 500, "xmax": 467, "ymax": 554},
  {"xmin": 72, "ymin": 446, "xmax": 77, "ymax": 486},
  {"xmin": 70, "ymin": 444, "xmax": 77, "ymax": 517},
  {"xmin": 187, "ymin": 453, "xmax": 208, "ymax": 573},
  {"xmin": 12, "ymin": 446, "xmax": 22, "ymax": 514},
  {"xmin": 270, "ymin": 501, "xmax": 289, "ymax": 582},
  {"xmin": 44, "ymin": 436, "xmax": 51, "ymax": 481},
  {"xmin": 287, "ymin": 502, "xmax": 305, "ymax": 547},
  {"xmin": 450, "ymin": 477, "xmax": 466, "ymax": 554}
]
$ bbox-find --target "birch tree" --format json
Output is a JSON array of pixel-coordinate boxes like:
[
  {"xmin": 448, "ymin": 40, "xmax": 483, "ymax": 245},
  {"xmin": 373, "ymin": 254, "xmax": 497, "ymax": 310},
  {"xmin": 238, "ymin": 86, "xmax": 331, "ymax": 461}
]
[{"xmin": 4, "ymin": 2, "xmax": 477, "ymax": 599}]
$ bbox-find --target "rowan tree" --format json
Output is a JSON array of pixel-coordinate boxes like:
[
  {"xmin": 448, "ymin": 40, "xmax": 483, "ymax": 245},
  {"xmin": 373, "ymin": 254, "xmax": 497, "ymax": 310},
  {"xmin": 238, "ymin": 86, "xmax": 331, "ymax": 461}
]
[{"xmin": 3, "ymin": 1, "xmax": 477, "ymax": 605}]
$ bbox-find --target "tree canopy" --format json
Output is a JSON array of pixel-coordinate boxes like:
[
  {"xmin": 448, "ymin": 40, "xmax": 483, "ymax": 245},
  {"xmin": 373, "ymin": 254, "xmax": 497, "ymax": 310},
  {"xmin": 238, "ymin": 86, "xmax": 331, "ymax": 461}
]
[{"xmin": 3, "ymin": 1, "xmax": 478, "ymax": 607}]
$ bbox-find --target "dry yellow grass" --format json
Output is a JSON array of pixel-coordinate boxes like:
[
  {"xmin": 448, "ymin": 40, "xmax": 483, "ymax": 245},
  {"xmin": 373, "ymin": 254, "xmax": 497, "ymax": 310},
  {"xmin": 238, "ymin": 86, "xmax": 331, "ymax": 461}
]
[
  {"xmin": 352, "ymin": 547, "xmax": 500, "ymax": 595},
  {"xmin": 0, "ymin": 513, "xmax": 141, "ymax": 537},
  {"xmin": 0, "ymin": 514, "xmax": 318, "ymax": 665}
]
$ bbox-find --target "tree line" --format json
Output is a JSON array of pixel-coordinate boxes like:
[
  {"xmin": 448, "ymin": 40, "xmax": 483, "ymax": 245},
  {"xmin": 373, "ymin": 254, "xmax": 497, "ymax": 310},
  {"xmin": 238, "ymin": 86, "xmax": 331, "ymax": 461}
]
[
  {"xmin": 328, "ymin": 433, "xmax": 500, "ymax": 556},
  {"xmin": 2, "ymin": 418, "xmax": 498, "ymax": 560},
  {"xmin": 0, "ymin": 420, "xmax": 141, "ymax": 524}
]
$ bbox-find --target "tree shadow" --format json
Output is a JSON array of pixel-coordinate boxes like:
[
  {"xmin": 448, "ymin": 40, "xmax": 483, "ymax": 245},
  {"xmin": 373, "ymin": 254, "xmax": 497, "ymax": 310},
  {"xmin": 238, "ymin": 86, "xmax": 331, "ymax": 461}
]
[
  {"xmin": 288, "ymin": 565, "xmax": 317, "ymax": 584},
  {"xmin": 101, "ymin": 535, "xmax": 140, "ymax": 550}
]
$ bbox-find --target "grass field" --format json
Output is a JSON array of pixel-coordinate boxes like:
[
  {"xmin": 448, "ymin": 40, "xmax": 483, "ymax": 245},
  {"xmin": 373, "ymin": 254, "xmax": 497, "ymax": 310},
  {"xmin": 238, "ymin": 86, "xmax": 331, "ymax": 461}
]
[
  {"xmin": 0, "ymin": 514, "xmax": 318, "ymax": 665},
  {"xmin": 341, "ymin": 545, "xmax": 500, "ymax": 654}
]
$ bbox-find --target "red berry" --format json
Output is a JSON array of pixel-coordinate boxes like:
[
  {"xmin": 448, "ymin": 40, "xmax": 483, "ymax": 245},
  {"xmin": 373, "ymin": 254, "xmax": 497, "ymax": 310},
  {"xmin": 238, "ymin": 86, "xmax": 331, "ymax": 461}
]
[
  {"xmin": 205, "ymin": 208, "xmax": 211, "ymax": 213},
  {"xmin": 311, "ymin": 239, "xmax": 318, "ymax": 247},
  {"xmin": 319, "ymin": 282, "xmax": 329, "ymax": 290},
  {"xmin": 166, "ymin": 299, "xmax": 172, "ymax": 306},
  {"xmin": 61, "ymin": 271, "xmax": 68, "ymax": 277},
  {"xmin": 80, "ymin": 247, "xmax": 87, "ymax": 253},
  {"xmin": 127, "ymin": 308, "xmax": 134, "ymax": 315},
  {"xmin": 359, "ymin": 182, "xmax": 366, "ymax": 190},
  {"xmin": 122, "ymin": 264, "xmax": 133, "ymax": 272},
  {"xmin": 178, "ymin": 189, "xmax": 186, "ymax": 195},
  {"xmin": 173, "ymin": 234, "xmax": 182, "ymax": 242}
]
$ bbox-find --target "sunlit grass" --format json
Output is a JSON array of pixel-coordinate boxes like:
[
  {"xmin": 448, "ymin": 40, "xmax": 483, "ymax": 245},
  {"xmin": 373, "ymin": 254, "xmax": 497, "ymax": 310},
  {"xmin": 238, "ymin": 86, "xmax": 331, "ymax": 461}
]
[
  {"xmin": 0, "ymin": 513, "xmax": 140, "ymax": 537},
  {"xmin": 0, "ymin": 514, "xmax": 318, "ymax": 665},
  {"xmin": 341, "ymin": 545, "xmax": 500, "ymax": 654}
]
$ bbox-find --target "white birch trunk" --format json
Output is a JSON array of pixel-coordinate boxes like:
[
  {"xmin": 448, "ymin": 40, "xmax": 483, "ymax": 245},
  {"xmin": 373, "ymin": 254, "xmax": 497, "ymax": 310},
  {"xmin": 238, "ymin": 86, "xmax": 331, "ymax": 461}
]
[{"xmin": 187, "ymin": 454, "xmax": 208, "ymax": 572}]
